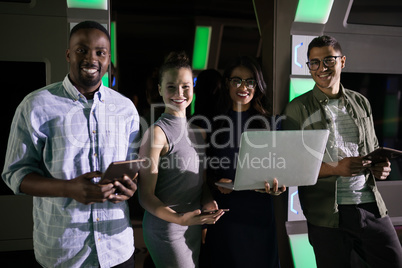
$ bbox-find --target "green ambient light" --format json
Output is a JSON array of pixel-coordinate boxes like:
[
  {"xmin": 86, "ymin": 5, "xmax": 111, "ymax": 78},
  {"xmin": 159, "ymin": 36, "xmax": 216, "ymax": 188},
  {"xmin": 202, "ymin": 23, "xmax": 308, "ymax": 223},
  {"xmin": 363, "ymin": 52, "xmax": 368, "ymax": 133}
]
[
  {"xmin": 289, "ymin": 77, "xmax": 315, "ymax": 102},
  {"xmin": 102, "ymin": 72, "xmax": 109, "ymax": 88},
  {"xmin": 110, "ymin": 21, "xmax": 117, "ymax": 66},
  {"xmin": 192, "ymin": 26, "xmax": 212, "ymax": 70},
  {"xmin": 294, "ymin": 0, "xmax": 334, "ymax": 24},
  {"xmin": 288, "ymin": 233, "xmax": 317, "ymax": 267},
  {"xmin": 66, "ymin": 0, "xmax": 108, "ymax": 10}
]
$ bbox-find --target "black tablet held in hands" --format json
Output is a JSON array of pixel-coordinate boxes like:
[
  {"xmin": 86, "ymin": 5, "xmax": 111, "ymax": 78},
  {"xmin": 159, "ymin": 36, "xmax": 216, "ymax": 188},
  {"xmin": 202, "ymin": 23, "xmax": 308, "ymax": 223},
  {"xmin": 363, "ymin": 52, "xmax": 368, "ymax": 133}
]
[
  {"xmin": 363, "ymin": 147, "xmax": 402, "ymax": 164},
  {"xmin": 100, "ymin": 159, "xmax": 145, "ymax": 184}
]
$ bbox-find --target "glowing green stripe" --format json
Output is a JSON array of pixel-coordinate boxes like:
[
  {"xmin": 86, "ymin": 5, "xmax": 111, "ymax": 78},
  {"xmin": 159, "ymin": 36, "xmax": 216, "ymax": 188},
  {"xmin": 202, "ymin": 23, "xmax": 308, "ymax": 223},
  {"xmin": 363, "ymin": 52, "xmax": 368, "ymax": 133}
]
[
  {"xmin": 294, "ymin": 0, "xmax": 334, "ymax": 24},
  {"xmin": 289, "ymin": 77, "xmax": 315, "ymax": 102},
  {"xmin": 66, "ymin": 0, "xmax": 108, "ymax": 10},
  {"xmin": 102, "ymin": 72, "xmax": 109, "ymax": 88},
  {"xmin": 288, "ymin": 234, "xmax": 317, "ymax": 267},
  {"xmin": 111, "ymin": 21, "xmax": 117, "ymax": 66},
  {"xmin": 192, "ymin": 26, "xmax": 211, "ymax": 70}
]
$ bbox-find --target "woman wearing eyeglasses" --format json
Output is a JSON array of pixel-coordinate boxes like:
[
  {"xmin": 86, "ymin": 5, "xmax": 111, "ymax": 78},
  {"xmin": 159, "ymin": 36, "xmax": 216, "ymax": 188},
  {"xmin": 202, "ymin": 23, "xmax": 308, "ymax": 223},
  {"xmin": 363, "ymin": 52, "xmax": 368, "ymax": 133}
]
[{"xmin": 204, "ymin": 56, "xmax": 285, "ymax": 268}]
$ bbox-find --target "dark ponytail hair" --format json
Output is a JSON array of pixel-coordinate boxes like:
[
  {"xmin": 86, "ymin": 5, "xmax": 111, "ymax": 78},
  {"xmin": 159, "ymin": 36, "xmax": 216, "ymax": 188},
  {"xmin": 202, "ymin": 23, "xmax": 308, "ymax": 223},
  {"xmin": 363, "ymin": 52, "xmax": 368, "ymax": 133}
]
[{"xmin": 159, "ymin": 51, "xmax": 192, "ymax": 84}]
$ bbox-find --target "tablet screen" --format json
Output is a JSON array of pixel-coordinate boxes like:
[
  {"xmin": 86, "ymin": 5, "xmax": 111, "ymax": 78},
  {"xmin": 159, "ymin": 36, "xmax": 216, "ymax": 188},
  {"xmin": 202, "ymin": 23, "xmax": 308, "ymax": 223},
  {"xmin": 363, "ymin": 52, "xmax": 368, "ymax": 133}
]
[
  {"xmin": 100, "ymin": 159, "xmax": 144, "ymax": 184},
  {"xmin": 364, "ymin": 147, "xmax": 402, "ymax": 164}
]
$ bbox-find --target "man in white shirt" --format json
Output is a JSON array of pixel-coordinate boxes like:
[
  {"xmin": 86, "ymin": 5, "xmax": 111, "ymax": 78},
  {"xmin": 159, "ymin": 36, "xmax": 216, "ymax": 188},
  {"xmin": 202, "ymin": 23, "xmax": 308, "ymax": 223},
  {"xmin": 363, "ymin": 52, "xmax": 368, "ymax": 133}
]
[{"xmin": 2, "ymin": 21, "xmax": 140, "ymax": 267}]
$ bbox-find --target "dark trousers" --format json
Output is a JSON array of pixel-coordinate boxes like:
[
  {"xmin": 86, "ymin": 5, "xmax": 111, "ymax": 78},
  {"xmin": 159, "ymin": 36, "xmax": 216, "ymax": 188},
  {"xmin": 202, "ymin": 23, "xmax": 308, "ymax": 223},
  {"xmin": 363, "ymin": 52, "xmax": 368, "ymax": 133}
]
[
  {"xmin": 111, "ymin": 253, "xmax": 135, "ymax": 268},
  {"xmin": 307, "ymin": 203, "xmax": 402, "ymax": 268}
]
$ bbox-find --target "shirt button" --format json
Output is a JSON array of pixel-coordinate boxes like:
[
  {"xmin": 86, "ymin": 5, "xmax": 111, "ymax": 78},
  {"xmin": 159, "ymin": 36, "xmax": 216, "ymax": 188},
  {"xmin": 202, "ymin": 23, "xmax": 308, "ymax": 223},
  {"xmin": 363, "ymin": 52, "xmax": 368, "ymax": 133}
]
[
  {"xmin": 94, "ymin": 153, "xmax": 98, "ymax": 157},
  {"xmin": 96, "ymin": 218, "xmax": 100, "ymax": 221},
  {"xmin": 92, "ymin": 130, "xmax": 96, "ymax": 134}
]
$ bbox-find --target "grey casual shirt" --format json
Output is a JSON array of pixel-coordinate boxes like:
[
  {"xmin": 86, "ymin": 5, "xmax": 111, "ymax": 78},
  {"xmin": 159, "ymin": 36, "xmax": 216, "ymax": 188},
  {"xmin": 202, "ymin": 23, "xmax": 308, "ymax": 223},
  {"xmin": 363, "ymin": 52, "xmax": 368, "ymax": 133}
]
[{"xmin": 283, "ymin": 84, "xmax": 387, "ymax": 228}]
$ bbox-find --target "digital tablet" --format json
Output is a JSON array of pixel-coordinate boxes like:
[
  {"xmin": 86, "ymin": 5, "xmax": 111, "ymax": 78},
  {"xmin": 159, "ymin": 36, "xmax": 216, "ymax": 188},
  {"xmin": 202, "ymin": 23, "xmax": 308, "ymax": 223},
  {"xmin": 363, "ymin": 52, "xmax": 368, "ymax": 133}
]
[
  {"xmin": 99, "ymin": 159, "xmax": 145, "ymax": 184},
  {"xmin": 364, "ymin": 147, "xmax": 402, "ymax": 164}
]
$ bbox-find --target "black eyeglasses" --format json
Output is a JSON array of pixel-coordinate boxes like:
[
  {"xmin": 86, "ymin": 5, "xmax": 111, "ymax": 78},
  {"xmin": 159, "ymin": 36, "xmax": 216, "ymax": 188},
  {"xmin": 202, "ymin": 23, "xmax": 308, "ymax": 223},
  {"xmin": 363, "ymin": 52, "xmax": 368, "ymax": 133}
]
[
  {"xmin": 306, "ymin": 56, "xmax": 343, "ymax": 71},
  {"xmin": 229, "ymin": 78, "xmax": 256, "ymax": 89}
]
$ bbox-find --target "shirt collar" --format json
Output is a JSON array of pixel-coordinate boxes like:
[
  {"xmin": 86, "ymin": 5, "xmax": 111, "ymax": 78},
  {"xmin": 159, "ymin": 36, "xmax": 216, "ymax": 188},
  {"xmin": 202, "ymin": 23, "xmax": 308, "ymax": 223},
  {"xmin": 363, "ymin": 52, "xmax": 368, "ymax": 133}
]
[
  {"xmin": 62, "ymin": 75, "xmax": 105, "ymax": 103},
  {"xmin": 313, "ymin": 83, "xmax": 346, "ymax": 105}
]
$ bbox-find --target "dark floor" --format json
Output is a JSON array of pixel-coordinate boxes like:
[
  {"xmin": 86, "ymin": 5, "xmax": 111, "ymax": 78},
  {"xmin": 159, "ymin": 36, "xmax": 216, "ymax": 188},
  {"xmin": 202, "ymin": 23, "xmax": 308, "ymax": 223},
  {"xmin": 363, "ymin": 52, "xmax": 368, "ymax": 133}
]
[{"xmin": 2, "ymin": 223, "xmax": 401, "ymax": 268}]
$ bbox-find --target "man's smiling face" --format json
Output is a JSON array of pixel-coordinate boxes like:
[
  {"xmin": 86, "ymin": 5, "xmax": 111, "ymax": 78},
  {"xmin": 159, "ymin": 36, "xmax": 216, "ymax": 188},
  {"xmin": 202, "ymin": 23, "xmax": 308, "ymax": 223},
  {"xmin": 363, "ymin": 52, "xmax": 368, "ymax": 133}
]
[
  {"xmin": 66, "ymin": 28, "xmax": 111, "ymax": 95},
  {"xmin": 308, "ymin": 46, "xmax": 346, "ymax": 97}
]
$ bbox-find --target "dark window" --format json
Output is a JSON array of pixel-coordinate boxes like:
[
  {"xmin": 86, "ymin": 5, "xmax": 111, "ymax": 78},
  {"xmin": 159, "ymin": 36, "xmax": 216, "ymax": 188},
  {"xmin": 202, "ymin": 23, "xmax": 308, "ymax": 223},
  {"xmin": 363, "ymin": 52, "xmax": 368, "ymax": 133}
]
[
  {"xmin": 341, "ymin": 72, "xmax": 402, "ymax": 181},
  {"xmin": 348, "ymin": 0, "xmax": 402, "ymax": 27},
  {"xmin": 0, "ymin": 61, "xmax": 46, "ymax": 194}
]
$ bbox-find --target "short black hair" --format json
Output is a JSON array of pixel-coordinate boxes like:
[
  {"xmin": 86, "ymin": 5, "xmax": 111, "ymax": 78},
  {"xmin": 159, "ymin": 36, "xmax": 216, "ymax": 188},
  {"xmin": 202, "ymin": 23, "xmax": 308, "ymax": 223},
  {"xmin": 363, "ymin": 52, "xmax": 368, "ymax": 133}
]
[
  {"xmin": 69, "ymin": 20, "xmax": 111, "ymax": 43},
  {"xmin": 307, "ymin": 35, "xmax": 343, "ymax": 59}
]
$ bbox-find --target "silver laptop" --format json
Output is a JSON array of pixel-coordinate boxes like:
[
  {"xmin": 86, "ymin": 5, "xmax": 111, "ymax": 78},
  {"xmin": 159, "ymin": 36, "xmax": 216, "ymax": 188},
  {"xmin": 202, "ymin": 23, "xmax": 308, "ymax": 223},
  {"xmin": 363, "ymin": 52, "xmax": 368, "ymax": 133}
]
[{"xmin": 215, "ymin": 130, "xmax": 329, "ymax": 190}]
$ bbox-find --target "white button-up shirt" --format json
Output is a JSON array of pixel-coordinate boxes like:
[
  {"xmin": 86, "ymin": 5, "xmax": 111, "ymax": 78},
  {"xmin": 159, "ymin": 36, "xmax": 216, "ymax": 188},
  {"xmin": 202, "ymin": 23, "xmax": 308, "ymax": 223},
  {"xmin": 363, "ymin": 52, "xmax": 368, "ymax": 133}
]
[{"xmin": 2, "ymin": 76, "xmax": 140, "ymax": 267}]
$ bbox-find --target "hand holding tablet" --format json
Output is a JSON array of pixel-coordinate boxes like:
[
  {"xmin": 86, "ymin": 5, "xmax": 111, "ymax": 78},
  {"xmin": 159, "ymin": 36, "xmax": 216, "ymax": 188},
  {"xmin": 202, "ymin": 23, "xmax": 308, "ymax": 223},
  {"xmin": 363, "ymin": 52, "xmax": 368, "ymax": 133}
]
[
  {"xmin": 363, "ymin": 147, "xmax": 402, "ymax": 164},
  {"xmin": 99, "ymin": 159, "xmax": 144, "ymax": 184}
]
